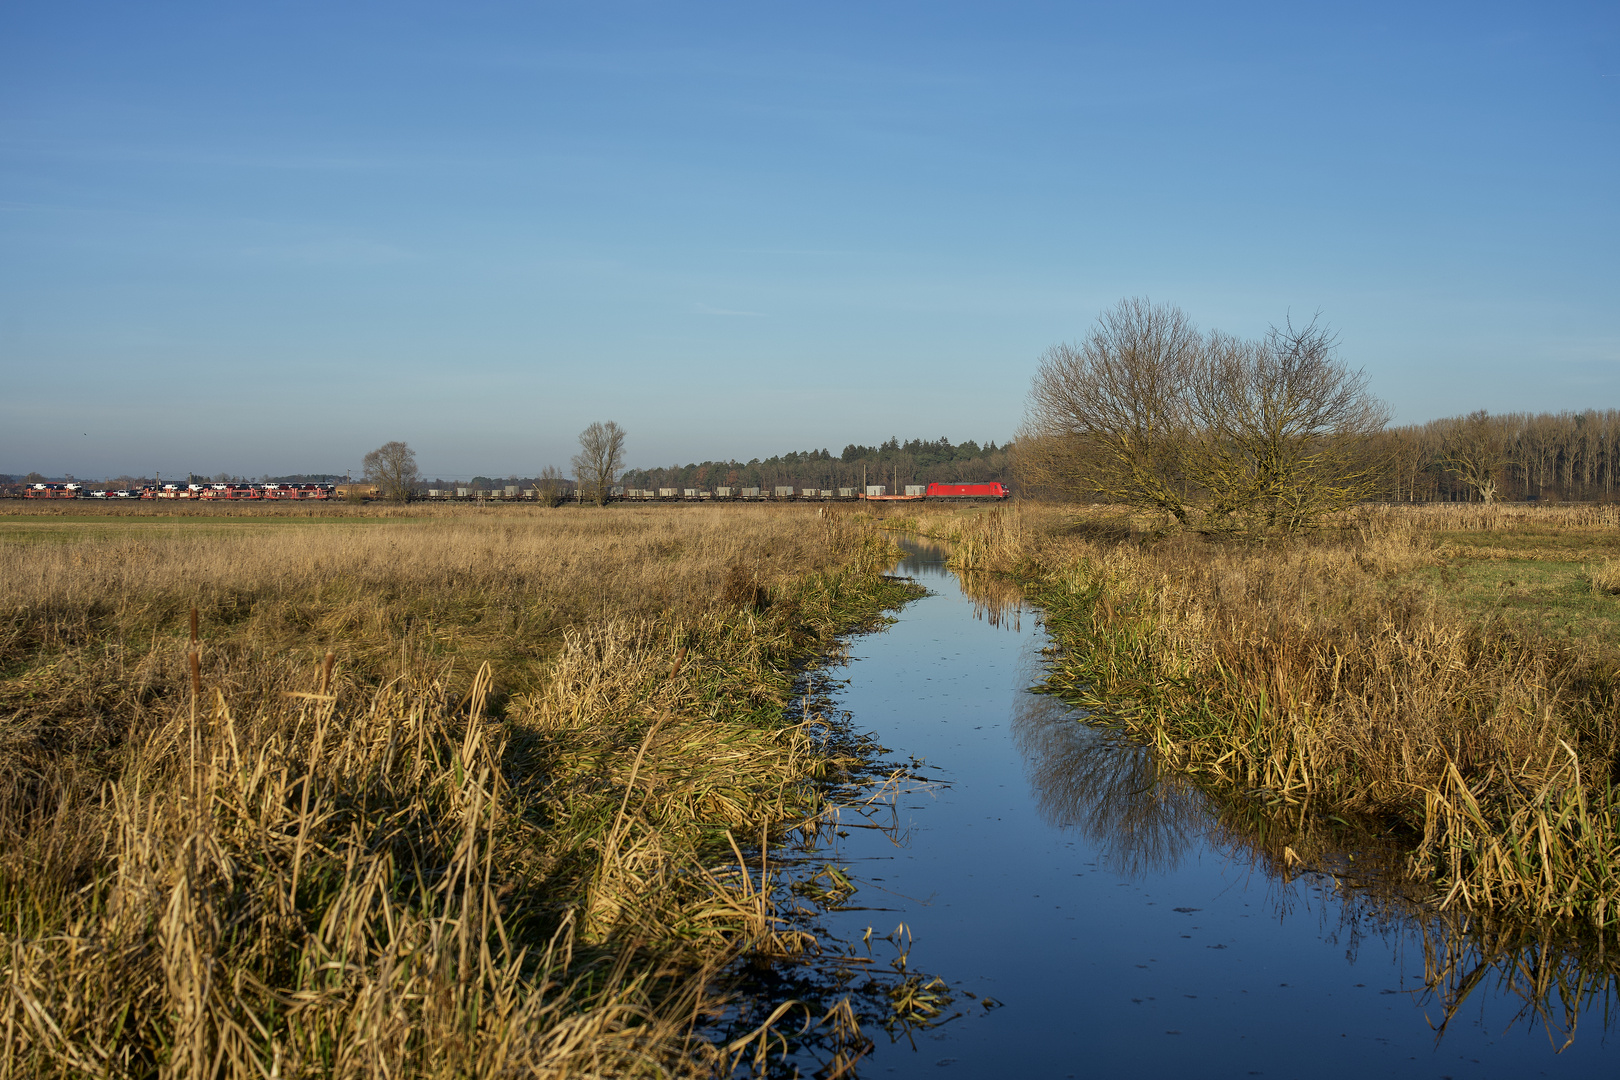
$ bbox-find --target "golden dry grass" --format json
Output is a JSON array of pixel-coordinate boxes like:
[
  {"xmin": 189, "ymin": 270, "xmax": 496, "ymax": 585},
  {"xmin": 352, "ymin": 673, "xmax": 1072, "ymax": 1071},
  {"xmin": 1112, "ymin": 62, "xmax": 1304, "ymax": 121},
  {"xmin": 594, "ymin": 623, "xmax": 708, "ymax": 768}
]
[
  {"xmin": 0, "ymin": 503, "xmax": 914, "ymax": 1078},
  {"xmin": 1589, "ymin": 558, "xmax": 1620, "ymax": 596}
]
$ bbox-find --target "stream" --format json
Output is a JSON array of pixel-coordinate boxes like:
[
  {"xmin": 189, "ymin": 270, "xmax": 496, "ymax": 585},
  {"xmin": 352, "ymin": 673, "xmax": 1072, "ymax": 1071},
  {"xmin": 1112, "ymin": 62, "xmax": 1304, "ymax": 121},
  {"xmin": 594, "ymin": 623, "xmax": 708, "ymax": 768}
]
[{"xmin": 788, "ymin": 537, "xmax": 1617, "ymax": 1078}]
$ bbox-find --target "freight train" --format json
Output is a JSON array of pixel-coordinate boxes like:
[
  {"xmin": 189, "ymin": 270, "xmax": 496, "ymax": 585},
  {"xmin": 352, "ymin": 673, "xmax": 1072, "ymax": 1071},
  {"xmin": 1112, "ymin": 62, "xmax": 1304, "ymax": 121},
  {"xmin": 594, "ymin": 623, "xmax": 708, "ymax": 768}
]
[
  {"xmin": 18, "ymin": 482, "xmax": 336, "ymax": 500},
  {"xmin": 11, "ymin": 480, "xmax": 1009, "ymax": 502},
  {"xmin": 605, "ymin": 482, "xmax": 1008, "ymax": 502}
]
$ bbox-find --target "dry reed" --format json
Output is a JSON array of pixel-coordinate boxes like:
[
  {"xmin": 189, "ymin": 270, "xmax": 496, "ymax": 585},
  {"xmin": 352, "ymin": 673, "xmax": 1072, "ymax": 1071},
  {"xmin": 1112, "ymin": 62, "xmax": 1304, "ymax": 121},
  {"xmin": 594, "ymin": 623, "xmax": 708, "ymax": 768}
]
[
  {"xmin": 1589, "ymin": 559, "xmax": 1620, "ymax": 596},
  {"xmin": 1, "ymin": 504, "xmax": 915, "ymax": 1077}
]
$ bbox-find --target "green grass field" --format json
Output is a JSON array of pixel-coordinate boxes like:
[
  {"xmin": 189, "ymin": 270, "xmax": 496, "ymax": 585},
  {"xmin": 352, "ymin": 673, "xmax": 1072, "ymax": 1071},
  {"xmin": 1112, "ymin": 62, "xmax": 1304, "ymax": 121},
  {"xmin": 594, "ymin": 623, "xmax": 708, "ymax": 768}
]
[{"xmin": 1414, "ymin": 529, "xmax": 1620, "ymax": 651}]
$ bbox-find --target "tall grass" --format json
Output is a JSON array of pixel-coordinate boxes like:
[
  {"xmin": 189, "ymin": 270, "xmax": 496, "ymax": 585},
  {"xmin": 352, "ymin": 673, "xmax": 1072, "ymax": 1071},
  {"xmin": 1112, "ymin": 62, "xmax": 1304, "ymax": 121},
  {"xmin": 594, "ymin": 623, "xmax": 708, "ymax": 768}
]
[
  {"xmin": 1, "ymin": 505, "xmax": 916, "ymax": 1077},
  {"xmin": 889, "ymin": 502, "xmax": 1620, "ymax": 928},
  {"xmin": 1589, "ymin": 559, "xmax": 1620, "ymax": 596}
]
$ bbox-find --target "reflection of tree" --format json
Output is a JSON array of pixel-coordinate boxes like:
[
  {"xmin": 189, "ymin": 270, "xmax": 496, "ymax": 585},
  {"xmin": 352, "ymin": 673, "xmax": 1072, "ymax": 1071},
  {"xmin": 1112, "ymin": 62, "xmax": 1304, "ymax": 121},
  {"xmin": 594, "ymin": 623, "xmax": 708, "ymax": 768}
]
[
  {"xmin": 891, "ymin": 538, "xmax": 956, "ymax": 593},
  {"xmin": 1018, "ymin": 662, "xmax": 1620, "ymax": 1049},
  {"xmin": 898, "ymin": 537, "xmax": 1027, "ymax": 630},
  {"xmin": 1010, "ymin": 689, "xmax": 1208, "ymax": 876},
  {"xmin": 954, "ymin": 570, "xmax": 1024, "ymax": 631},
  {"xmin": 918, "ymin": 535, "xmax": 1620, "ymax": 1053}
]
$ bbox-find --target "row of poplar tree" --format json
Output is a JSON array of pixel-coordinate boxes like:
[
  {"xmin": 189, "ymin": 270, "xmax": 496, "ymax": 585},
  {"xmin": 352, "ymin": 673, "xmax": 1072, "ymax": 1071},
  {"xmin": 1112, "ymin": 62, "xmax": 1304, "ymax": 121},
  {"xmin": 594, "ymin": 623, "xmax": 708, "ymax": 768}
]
[{"xmin": 1381, "ymin": 409, "xmax": 1620, "ymax": 504}]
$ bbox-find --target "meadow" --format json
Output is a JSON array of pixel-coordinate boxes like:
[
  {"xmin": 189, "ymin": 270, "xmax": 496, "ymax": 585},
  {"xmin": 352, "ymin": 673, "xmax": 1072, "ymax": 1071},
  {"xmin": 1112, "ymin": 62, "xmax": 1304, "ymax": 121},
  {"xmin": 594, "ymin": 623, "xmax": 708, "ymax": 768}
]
[
  {"xmin": 14, "ymin": 495, "xmax": 1620, "ymax": 1074},
  {"xmin": 888, "ymin": 501, "xmax": 1620, "ymax": 929},
  {"xmin": 1, "ymin": 502, "xmax": 916, "ymax": 1078}
]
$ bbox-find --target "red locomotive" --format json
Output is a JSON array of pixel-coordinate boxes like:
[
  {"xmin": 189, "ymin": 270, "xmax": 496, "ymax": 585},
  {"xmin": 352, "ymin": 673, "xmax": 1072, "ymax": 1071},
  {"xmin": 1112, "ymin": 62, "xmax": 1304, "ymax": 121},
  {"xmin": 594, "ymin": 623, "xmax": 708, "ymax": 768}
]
[{"xmin": 924, "ymin": 482, "xmax": 1009, "ymax": 499}]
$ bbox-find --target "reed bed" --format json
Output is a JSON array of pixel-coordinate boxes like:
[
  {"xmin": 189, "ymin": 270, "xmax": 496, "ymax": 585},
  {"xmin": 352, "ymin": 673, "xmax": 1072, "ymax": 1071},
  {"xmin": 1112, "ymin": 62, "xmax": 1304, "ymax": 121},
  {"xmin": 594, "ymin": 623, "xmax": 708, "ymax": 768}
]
[
  {"xmin": 0, "ymin": 505, "xmax": 915, "ymax": 1077},
  {"xmin": 884, "ymin": 502, "xmax": 1620, "ymax": 928}
]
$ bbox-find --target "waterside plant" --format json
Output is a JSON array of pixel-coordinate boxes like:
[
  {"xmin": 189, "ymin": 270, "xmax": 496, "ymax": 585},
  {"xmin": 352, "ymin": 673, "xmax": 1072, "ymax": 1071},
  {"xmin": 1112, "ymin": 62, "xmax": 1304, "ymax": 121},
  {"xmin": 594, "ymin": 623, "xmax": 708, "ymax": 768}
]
[{"xmin": 885, "ymin": 502, "xmax": 1620, "ymax": 930}]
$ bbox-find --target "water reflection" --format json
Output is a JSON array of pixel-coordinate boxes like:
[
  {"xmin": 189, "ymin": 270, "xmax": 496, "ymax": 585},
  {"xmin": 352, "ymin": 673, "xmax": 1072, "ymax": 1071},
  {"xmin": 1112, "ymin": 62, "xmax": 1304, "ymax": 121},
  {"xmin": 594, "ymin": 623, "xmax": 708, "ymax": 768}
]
[
  {"xmin": 895, "ymin": 535, "xmax": 1026, "ymax": 631},
  {"xmin": 954, "ymin": 570, "xmax": 1025, "ymax": 632},
  {"xmin": 891, "ymin": 536, "xmax": 953, "ymax": 573},
  {"xmin": 1010, "ymin": 688, "xmax": 1207, "ymax": 877},
  {"xmin": 921, "ymin": 540, "xmax": 1620, "ymax": 1054},
  {"xmin": 1039, "ymin": 733, "xmax": 1620, "ymax": 1049}
]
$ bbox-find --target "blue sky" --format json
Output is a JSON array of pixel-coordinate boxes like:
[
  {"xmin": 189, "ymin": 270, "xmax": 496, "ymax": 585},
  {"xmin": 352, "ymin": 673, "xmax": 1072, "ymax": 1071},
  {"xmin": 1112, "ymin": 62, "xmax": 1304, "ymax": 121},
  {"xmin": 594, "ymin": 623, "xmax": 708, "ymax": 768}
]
[{"xmin": 2, "ymin": 1, "xmax": 1616, "ymax": 480}]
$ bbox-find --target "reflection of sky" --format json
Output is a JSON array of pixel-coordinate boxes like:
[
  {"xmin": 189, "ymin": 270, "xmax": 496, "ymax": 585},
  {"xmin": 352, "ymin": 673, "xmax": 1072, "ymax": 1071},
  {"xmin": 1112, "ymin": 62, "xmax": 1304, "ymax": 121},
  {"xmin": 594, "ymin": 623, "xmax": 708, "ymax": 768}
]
[{"xmin": 806, "ymin": 544, "xmax": 1617, "ymax": 1077}]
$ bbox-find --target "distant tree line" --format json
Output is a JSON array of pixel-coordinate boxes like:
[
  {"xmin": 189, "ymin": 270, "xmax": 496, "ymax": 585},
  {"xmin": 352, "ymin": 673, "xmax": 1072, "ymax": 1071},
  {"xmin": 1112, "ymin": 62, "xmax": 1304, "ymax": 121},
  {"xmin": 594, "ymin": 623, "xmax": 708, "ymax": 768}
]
[
  {"xmin": 619, "ymin": 436, "xmax": 1012, "ymax": 492},
  {"xmin": 266, "ymin": 473, "xmax": 347, "ymax": 484},
  {"xmin": 46, "ymin": 406, "xmax": 1620, "ymax": 511},
  {"xmin": 10, "ymin": 427, "xmax": 1016, "ymax": 499},
  {"xmin": 1376, "ymin": 409, "xmax": 1620, "ymax": 504}
]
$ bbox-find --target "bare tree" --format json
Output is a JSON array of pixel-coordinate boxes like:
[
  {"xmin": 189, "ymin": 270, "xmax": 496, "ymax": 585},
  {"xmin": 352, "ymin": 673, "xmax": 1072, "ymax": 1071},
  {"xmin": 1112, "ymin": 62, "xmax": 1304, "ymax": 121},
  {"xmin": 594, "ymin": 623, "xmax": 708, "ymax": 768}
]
[
  {"xmin": 1019, "ymin": 298, "xmax": 1202, "ymax": 522},
  {"xmin": 571, "ymin": 422, "xmax": 626, "ymax": 506},
  {"xmin": 1190, "ymin": 315, "xmax": 1389, "ymax": 530},
  {"xmin": 1382, "ymin": 425, "xmax": 1435, "ymax": 503},
  {"xmin": 536, "ymin": 464, "xmax": 566, "ymax": 507},
  {"xmin": 362, "ymin": 441, "xmax": 419, "ymax": 501},
  {"xmin": 1440, "ymin": 410, "xmax": 1509, "ymax": 503},
  {"xmin": 1022, "ymin": 298, "xmax": 1389, "ymax": 531}
]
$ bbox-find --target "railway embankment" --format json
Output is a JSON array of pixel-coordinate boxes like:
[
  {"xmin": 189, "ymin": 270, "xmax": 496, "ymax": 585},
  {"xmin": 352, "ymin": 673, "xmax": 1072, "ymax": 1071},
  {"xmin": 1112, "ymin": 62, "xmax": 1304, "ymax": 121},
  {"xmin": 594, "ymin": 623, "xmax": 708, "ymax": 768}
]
[{"xmin": 884, "ymin": 501, "xmax": 1620, "ymax": 930}]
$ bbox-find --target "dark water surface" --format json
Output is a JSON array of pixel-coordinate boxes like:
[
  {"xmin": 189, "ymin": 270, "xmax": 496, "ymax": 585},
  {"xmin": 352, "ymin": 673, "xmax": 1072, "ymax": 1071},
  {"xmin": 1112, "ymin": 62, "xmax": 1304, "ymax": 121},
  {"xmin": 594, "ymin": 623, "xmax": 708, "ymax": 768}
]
[{"xmin": 803, "ymin": 539, "xmax": 1615, "ymax": 1078}]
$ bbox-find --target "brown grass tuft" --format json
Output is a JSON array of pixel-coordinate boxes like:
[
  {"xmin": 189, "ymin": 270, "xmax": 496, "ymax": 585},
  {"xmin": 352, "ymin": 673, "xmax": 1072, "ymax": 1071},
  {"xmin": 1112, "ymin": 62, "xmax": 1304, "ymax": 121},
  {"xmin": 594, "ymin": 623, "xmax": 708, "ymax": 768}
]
[{"xmin": 1589, "ymin": 558, "xmax": 1620, "ymax": 596}]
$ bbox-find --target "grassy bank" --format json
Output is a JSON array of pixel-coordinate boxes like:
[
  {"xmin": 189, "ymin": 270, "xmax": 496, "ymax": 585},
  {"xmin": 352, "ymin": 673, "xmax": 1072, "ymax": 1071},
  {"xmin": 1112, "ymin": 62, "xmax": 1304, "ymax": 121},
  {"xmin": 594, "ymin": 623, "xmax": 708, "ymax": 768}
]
[
  {"xmin": 885, "ymin": 502, "xmax": 1620, "ymax": 929},
  {"xmin": 1, "ymin": 504, "xmax": 918, "ymax": 1078}
]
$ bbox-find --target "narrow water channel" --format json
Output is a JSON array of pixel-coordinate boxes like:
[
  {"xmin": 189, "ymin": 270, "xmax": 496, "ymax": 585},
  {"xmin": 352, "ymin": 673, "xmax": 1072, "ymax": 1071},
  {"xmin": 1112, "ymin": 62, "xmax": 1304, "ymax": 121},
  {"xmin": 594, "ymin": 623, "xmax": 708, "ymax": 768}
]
[{"xmin": 803, "ymin": 538, "xmax": 1615, "ymax": 1078}]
